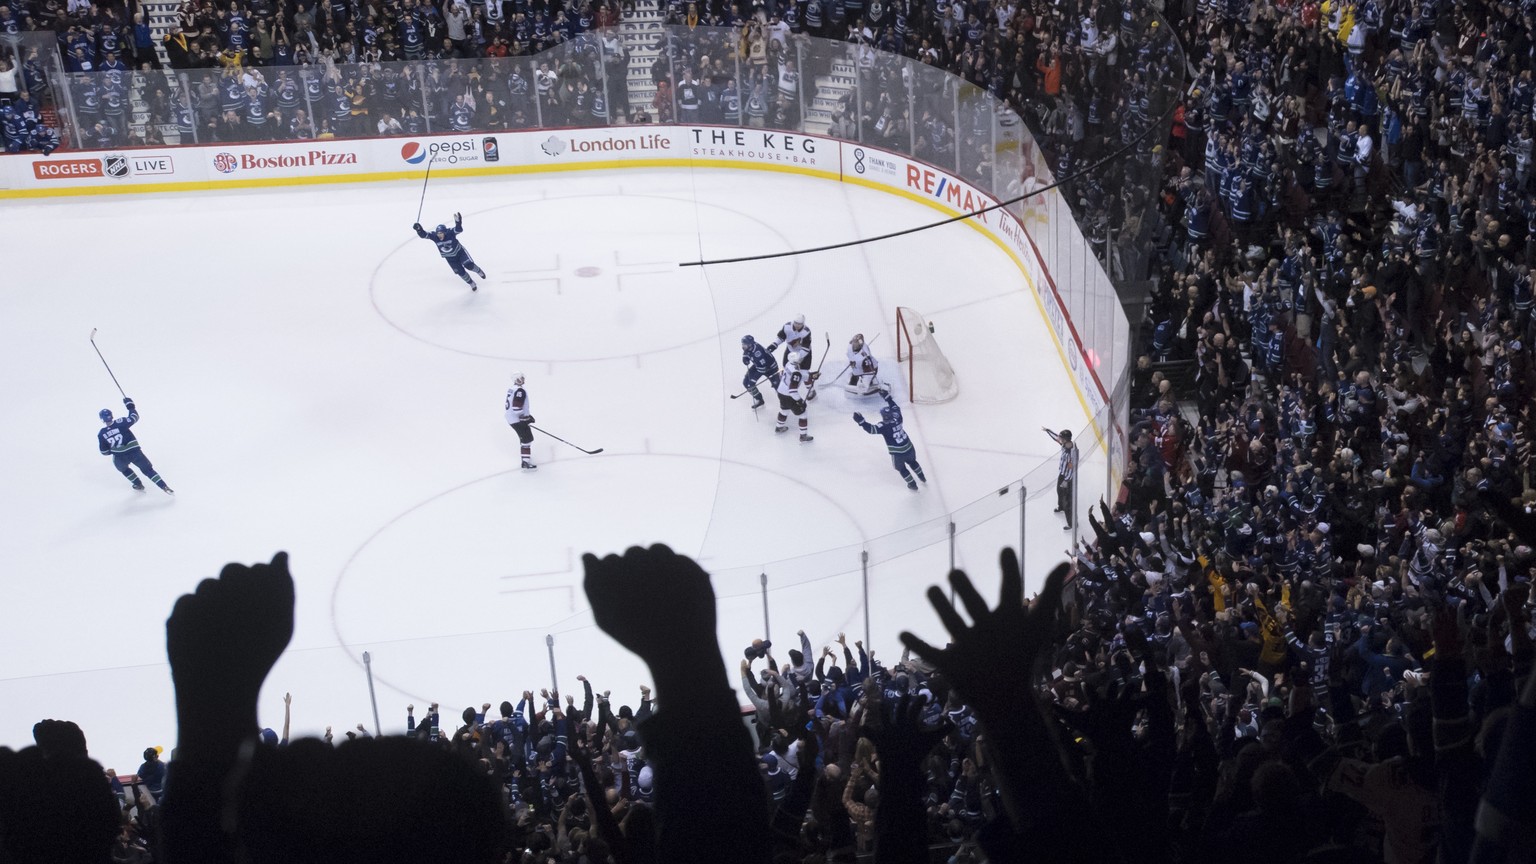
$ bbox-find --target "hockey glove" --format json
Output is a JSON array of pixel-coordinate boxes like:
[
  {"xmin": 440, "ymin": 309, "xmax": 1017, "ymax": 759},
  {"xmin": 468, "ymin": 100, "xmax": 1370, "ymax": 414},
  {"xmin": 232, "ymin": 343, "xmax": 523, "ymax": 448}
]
[
  {"xmin": 454, "ymin": 211, "xmax": 462, "ymax": 225},
  {"xmin": 853, "ymin": 413, "xmax": 865, "ymax": 423},
  {"xmin": 412, "ymin": 222, "xmax": 423, "ymax": 232},
  {"xmin": 525, "ymin": 416, "xmax": 536, "ymax": 425},
  {"xmin": 123, "ymin": 396, "xmax": 133, "ymax": 405},
  {"xmin": 810, "ymin": 372, "xmax": 820, "ymax": 381}
]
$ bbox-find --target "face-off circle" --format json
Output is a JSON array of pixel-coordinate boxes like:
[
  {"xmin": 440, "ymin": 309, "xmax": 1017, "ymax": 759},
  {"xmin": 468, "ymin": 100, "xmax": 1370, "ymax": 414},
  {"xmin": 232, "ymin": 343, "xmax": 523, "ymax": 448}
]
[{"xmin": 370, "ymin": 193, "xmax": 800, "ymax": 362}]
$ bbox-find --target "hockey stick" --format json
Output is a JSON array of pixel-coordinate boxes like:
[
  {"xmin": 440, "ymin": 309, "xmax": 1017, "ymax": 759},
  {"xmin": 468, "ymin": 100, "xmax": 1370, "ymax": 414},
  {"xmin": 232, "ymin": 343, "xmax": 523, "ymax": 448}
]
[
  {"xmin": 812, "ymin": 333, "xmax": 832, "ymax": 377},
  {"xmin": 414, "ymin": 154, "xmax": 435, "ymax": 224},
  {"xmin": 530, "ymin": 425, "xmax": 604, "ymax": 455},
  {"xmin": 89, "ymin": 328, "xmax": 126, "ymax": 398}
]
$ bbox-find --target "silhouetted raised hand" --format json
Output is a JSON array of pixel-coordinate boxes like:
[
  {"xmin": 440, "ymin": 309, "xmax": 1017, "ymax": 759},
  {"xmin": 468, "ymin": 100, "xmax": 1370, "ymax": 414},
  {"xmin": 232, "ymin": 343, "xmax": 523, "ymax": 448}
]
[
  {"xmin": 580, "ymin": 544, "xmax": 770, "ymax": 864},
  {"xmin": 900, "ymin": 550, "xmax": 1067, "ymax": 720},
  {"xmin": 166, "ymin": 551, "xmax": 294, "ymax": 748},
  {"xmin": 162, "ymin": 552, "xmax": 295, "ymax": 864},
  {"xmin": 583, "ymin": 544, "xmax": 718, "ymax": 678},
  {"xmin": 900, "ymin": 552, "xmax": 1106, "ymax": 861}
]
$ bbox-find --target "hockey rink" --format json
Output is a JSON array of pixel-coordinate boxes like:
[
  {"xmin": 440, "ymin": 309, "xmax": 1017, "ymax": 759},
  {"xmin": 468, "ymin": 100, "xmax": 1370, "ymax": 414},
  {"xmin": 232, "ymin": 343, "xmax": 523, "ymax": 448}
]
[{"xmin": 0, "ymin": 168, "xmax": 1103, "ymax": 770}]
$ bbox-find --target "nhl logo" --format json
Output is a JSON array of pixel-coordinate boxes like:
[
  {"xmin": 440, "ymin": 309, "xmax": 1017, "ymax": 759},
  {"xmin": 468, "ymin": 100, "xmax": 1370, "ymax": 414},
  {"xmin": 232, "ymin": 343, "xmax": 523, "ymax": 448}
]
[
  {"xmin": 540, "ymin": 135, "xmax": 567, "ymax": 157},
  {"xmin": 104, "ymin": 153, "xmax": 129, "ymax": 179}
]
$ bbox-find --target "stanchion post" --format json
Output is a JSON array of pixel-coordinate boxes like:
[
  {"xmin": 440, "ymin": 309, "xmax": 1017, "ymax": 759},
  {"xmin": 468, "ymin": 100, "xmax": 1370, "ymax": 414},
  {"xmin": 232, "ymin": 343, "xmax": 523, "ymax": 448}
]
[
  {"xmin": 760, "ymin": 572, "xmax": 770, "ymax": 640},
  {"xmin": 861, "ymin": 550, "xmax": 870, "ymax": 651},
  {"xmin": 362, "ymin": 651, "xmax": 382, "ymax": 737},
  {"xmin": 545, "ymin": 634, "xmax": 558, "ymax": 694},
  {"xmin": 1019, "ymin": 483, "xmax": 1027, "ymax": 562},
  {"xmin": 948, "ymin": 521, "xmax": 957, "ymax": 603}
]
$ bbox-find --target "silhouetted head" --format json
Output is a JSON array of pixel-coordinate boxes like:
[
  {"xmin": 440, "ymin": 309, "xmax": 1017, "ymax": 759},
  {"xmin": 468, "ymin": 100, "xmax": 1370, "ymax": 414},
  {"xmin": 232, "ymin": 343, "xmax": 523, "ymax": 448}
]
[
  {"xmin": 0, "ymin": 746, "xmax": 119, "ymax": 864},
  {"xmin": 232, "ymin": 736, "xmax": 507, "ymax": 864}
]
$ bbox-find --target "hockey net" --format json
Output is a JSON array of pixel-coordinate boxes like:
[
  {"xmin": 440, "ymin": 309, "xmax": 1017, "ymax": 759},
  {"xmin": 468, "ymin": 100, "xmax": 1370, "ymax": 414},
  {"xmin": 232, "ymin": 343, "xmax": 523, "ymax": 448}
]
[{"xmin": 895, "ymin": 307, "xmax": 959, "ymax": 404}]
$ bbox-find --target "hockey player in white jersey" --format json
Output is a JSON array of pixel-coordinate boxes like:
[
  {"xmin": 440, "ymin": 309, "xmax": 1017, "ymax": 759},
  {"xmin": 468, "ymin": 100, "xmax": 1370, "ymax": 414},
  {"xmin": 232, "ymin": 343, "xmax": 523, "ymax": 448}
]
[
  {"xmin": 843, "ymin": 333, "xmax": 882, "ymax": 396},
  {"xmin": 767, "ymin": 314, "xmax": 813, "ymax": 370},
  {"xmin": 505, "ymin": 371, "xmax": 537, "ymax": 470},
  {"xmin": 774, "ymin": 358, "xmax": 814, "ymax": 442}
]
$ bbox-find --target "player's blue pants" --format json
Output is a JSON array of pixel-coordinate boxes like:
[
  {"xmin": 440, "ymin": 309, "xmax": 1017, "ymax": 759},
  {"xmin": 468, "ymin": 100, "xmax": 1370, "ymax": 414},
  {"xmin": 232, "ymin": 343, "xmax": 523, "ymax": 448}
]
[
  {"xmin": 446, "ymin": 251, "xmax": 481, "ymax": 278},
  {"xmin": 890, "ymin": 447, "xmax": 924, "ymax": 481},
  {"xmin": 743, "ymin": 370, "xmax": 781, "ymax": 390},
  {"xmin": 112, "ymin": 449, "xmax": 164, "ymax": 487}
]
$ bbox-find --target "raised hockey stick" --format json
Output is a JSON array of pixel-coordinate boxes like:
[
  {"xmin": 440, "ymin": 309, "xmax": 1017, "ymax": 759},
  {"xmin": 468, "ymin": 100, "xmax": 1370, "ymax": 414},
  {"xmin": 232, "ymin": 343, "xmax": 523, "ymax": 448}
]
[
  {"xmin": 89, "ymin": 328, "xmax": 127, "ymax": 398},
  {"xmin": 812, "ymin": 333, "xmax": 832, "ymax": 377},
  {"xmin": 414, "ymin": 154, "xmax": 435, "ymax": 224},
  {"xmin": 530, "ymin": 425, "xmax": 604, "ymax": 455}
]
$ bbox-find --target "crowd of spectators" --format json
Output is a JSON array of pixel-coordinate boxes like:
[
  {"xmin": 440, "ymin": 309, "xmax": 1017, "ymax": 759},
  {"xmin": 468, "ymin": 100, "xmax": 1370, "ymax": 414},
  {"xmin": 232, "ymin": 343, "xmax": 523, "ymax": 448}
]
[
  {"xmin": 3, "ymin": 522, "xmax": 1536, "ymax": 864},
  {"xmin": 0, "ymin": 0, "xmax": 634, "ymax": 149}
]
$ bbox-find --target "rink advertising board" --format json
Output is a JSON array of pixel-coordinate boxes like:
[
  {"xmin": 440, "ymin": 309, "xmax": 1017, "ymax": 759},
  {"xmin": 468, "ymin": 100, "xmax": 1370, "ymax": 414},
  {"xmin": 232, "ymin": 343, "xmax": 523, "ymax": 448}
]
[{"xmin": 0, "ymin": 127, "xmax": 842, "ymax": 193}]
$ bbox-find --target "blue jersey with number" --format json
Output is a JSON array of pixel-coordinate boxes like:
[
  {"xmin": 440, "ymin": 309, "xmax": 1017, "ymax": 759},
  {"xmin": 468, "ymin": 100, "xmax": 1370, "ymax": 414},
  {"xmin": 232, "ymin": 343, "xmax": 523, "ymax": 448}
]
[
  {"xmin": 97, "ymin": 403, "xmax": 141, "ymax": 454},
  {"xmin": 855, "ymin": 395, "xmax": 911, "ymax": 454},
  {"xmin": 743, "ymin": 342, "xmax": 779, "ymax": 377}
]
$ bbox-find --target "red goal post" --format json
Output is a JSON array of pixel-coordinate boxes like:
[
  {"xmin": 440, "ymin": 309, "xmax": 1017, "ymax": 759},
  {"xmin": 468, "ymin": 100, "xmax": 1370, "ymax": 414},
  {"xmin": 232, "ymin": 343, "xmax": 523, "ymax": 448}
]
[{"xmin": 894, "ymin": 307, "xmax": 960, "ymax": 404}]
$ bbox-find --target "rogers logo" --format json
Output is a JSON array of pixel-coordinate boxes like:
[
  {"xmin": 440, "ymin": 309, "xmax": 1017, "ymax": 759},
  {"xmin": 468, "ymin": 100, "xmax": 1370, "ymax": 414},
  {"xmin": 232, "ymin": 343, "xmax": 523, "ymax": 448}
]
[
  {"xmin": 214, "ymin": 150, "xmax": 360, "ymax": 173},
  {"xmin": 400, "ymin": 139, "xmax": 478, "ymax": 164},
  {"xmin": 33, "ymin": 158, "xmax": 103, "ymax": 179}
]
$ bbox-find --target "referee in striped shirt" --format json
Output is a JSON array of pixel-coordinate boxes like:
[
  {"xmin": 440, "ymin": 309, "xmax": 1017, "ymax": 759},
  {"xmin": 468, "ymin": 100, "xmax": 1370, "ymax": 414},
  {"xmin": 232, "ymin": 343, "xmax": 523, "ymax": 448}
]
[{"xmin": 1045, "ymin": 427, "xmax": 1078, "ymax": 530}]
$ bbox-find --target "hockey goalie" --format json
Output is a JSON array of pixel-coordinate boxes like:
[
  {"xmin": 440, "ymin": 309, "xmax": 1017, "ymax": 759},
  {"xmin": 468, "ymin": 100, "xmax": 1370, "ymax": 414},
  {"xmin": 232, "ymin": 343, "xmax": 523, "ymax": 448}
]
[{"xmin": 844, "ymin": 334, "xmax": 884, "ymax": 396}]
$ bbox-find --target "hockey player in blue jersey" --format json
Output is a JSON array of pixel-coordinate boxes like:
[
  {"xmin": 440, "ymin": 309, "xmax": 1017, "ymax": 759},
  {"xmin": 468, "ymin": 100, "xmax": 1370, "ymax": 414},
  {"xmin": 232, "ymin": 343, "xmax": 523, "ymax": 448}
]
[
  {"xmin": 740, "ymin": 334, "xmax": 781, "ymax": 408},
  {"xmin": 853, "ymin": 388, "xmax": 927, "ymax": 490},
  {"xmin": 97, "ymin": 397, "xmax": 173, "ymax": 494},
  {"xmin": 412, "ymin": 211, "xmax": 487, "ymax": 290}
]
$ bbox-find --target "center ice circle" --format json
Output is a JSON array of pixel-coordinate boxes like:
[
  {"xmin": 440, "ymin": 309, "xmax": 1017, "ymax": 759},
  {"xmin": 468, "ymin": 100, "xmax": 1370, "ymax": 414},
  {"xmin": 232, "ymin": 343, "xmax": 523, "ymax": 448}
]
[{"xmin": 369, "ymin": 194, "xmax": 799, "ymax": 361}]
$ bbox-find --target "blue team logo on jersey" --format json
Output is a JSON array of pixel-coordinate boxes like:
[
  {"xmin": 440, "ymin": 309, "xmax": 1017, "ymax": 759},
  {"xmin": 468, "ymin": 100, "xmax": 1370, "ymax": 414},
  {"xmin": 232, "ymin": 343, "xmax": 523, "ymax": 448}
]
[{"xmin": 400, "ymin": 141, "xmax": 428, "ymax": 164}]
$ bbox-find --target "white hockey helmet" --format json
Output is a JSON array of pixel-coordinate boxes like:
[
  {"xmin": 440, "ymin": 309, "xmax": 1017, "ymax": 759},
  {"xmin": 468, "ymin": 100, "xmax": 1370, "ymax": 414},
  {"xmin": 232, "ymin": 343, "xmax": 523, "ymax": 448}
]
[
  {"xmin": 512, "ymin": 371, "xmax": 526, "ymax": 386},
  {"xmin": 793, "ymin": 314, "xmax": 805, "ymax": 327}
]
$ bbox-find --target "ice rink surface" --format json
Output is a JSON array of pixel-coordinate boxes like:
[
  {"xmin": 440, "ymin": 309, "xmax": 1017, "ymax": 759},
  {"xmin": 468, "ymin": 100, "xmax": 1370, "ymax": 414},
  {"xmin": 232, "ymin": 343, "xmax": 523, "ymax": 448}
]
[{"xmin": 0, "ymin": 168, "xmax": 1102, "ymax": 770}]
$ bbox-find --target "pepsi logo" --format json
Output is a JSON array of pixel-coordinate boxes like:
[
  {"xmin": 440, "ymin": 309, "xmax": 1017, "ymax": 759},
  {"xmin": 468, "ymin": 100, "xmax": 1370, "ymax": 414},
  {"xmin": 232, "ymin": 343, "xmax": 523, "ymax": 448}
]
[{"xmin": 400, "ymin": 141, "xmax": 427, "ymax": 164}]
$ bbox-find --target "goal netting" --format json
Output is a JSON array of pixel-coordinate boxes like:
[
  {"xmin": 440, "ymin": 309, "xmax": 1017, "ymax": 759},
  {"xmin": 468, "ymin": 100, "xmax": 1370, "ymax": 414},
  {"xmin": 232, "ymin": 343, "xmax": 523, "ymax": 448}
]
[{"xmin": 895, "ymin": 307, "xmax": 959, "ymax": 404}]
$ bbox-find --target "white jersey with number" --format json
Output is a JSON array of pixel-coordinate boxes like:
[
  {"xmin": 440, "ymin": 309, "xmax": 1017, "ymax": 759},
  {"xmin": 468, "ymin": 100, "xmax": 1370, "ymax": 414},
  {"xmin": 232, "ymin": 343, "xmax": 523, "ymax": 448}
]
[
  {"xmin": 777, "ymin": 368, "xmax": 810, "ymax": 400},
  {"xmin": 505, "ymin": 386, "xmax": 531, "ymax": 423}
]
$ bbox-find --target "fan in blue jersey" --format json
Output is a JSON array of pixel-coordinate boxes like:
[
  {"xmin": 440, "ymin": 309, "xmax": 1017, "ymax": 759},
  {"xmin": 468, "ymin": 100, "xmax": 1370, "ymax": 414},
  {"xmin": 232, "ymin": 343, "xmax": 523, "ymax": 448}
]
[
  {"xmin": 97, "ymin": 397, "xmax": 173, "ymax": 495},
  {"xmin": 739, "ymin": 334, "xmax": 781, "ymax": 409},
  {"xmin": 853, "ymin": 389, "xmax": 927, "ymax": 491},
  {"xmin": 412, "ymin": 211, "xmax": 487, "ymax": 290}
]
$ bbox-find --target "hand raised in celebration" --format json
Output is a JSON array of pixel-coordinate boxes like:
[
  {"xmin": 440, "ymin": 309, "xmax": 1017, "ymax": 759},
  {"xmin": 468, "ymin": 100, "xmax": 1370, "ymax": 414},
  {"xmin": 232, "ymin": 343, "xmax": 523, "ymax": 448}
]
[
  {"xmin": 583, "ymin": 544, "xmax": 719, "ymax": 671},
  {"xmin": 166, "ymin": 551, "xmax": 295, "ymax": 743},
  {"xmin": 900, "ymin": 550, "xmax": 1067, "ymax": 721}
]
